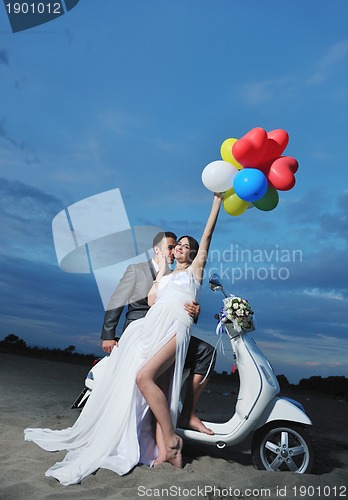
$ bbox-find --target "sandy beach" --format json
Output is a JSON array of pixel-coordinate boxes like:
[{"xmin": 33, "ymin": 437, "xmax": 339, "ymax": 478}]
[{"xmin": 0, "ymin": 352, "xmax": 347, "ymax": 500}]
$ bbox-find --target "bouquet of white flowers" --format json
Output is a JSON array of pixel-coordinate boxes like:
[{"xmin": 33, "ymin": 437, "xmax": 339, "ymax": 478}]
[{"xmin": 220, "ymin": 294, "xmax": 255, "ymax": 333}]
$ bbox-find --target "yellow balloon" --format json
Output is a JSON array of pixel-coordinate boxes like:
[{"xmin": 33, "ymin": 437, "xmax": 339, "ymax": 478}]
[
  {"xmin": 220, "ymin": 138, "xmax": 244, "ymax": 170},
  {"xmin": 223, "ymin": 188, "xmax": 249, "ymax": 216}
]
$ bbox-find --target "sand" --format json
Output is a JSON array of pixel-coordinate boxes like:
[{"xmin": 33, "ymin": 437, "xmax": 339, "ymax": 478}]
[{"xmin": 0, "ymin": 352, "xmax": 347, "ymax": 499}]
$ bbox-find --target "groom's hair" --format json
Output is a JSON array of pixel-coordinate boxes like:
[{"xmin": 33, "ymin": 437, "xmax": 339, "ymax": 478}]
[
  {"xmin": 177, "ymin": 235, "xmax": 199, "ymax": 263},
  {"xmin": 152, "ymin": 231, "xmax": 177, "ymax": 248}
]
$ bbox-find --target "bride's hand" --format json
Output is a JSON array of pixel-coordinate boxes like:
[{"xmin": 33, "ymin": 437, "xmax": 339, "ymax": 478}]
[
  {"xmin": 214, "ymin": 192, "xmax": 224, "ymax": 201},
  {"xmin": 158, "ymin": 251, "xmax": 167, "ymax": 274}
]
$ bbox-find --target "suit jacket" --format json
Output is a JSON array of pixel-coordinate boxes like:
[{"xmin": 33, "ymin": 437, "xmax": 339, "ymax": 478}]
[{"xmin": 101, "ymin": 260, "xmax": 167, "ymax": 340}]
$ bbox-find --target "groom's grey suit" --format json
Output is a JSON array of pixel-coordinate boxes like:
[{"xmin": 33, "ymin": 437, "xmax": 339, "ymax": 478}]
[
  {"xmin": 101, "ymin": 260, "xmax": 215, "ymax": 376},
  {"xmin": 102, "ymin": 260, "xmax": 167, "ymax": 337}
]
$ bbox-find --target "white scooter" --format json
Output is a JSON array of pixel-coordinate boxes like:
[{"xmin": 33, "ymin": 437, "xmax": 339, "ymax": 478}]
[{"xmin": 72, "ymin": 274, "xmax": 318, "ymax": 473}]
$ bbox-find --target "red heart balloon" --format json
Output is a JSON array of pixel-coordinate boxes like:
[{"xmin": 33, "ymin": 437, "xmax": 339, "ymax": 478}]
[
  {"xmin": 232, "ymin": 127, "xmax": 268, "ymax": 168},
  {"xmin": 265, "ymin": 156, "xmax": 298, "ymax": 191},
  {"xmin": 259, "ymin": 129, "xmax": 289, "ymax": 169},
  {"xmin": 267, "ymin": 129, "xmax": 289, "ymax": 155}
]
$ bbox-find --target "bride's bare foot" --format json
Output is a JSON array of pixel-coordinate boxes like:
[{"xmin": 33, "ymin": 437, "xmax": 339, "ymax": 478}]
[
  {"xmin": 167, "ymin": 435, "xmax": 183, "ymax": 468},
  {"xmin": 178, "ymin": 415, "xmax": 215, "ymax": 435}
]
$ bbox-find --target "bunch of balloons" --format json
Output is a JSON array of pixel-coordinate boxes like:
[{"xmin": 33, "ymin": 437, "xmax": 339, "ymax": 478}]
[{"xmin": 201, "ymin": 127, "xmax": 299, "ymax": 216}]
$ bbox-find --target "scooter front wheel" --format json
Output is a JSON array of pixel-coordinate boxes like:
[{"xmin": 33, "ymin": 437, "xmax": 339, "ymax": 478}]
[{"xmin": 251, "ymin": 421, "xmax": 318, "ymax": 474}]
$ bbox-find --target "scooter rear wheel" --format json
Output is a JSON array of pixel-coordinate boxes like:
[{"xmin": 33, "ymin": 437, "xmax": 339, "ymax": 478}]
[{"xmin": 251, "ymin": 421, "xmax": 318, "ymax": 474}]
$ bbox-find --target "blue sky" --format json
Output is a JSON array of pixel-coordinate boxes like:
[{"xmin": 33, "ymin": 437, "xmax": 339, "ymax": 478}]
[{"xmin": 0, "ymin": 0, "xmax": 347, "ymax": 383}]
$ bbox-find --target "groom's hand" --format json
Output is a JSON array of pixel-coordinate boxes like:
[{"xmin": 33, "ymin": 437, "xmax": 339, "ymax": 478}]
[
  {"xmin": 185, "ymin": 301, "xmax": 200, "ymax": 322},
  {"xmin": 102, "ymin": 339, "xmax": 118, "ymax": 353}
]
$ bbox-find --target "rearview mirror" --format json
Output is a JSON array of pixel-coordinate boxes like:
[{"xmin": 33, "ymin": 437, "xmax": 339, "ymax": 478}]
[
  {"xmin": 209, "ymin": 273, "xmax": 223, "ymax": 291},
  {"xmin": 209, "ymin": 273, "xmax": 227, "ymax": 297}
]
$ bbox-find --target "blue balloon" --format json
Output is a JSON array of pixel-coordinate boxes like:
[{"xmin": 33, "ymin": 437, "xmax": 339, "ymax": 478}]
[{"xmin": 233, "ymin": 168, "xmax": 268, "ymax": 202}]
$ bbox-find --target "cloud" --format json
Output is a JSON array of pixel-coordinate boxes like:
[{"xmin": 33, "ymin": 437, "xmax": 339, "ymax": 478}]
[
  {"xmin": 241, "ymin": 76, "xmax": 297, "ymax": 106},
  {"xmin": 97, "ymin": 109, "xmax": 141, "ymax": 136},
  {"xmin": 318, "ymin": 192, "xmax": 348, "ymax": 239},
  {"xmin": 0, "ymin": 178, "xmax": 62, "ymax": 262},
  {"xmin": 307, "ymin": 39, "xmax": 348, "ymax": 85},
  {"xmin": 0, "ymin": 119, "xmax": 25, "ymax": 150},
  {"xmin": 303, "ymin": 288, "xmax": 345, "ymax": 301},
  {"xmin": 258, "ymin": 328, "xmax": 348, "ymax": 376},
  {"xmin": 0, "ymin": 49, "xmax": 9, "ymax": 65},
  {"xmin": 239, "ymin": 40, "xmax": 348, "ymax": 105},
  {"xmin": 0, "ymin": 118, "xmax": 40, "ymax": 163},
  {"xmin": 282, "ymin": 189, "xmax": 348, "ymax": 250},
  {"xmin": 0, "ymin": 253, "xmax": 103, "ymax": 352},
  {"xmin": 0, "ymin": 177, "xmax": 61, "ymax": 213},
  {"xmin": 64, "ymin": 28, "xmax": 77, "ymax": 46},
  {"xmin": 0, "ymin": 254, "xmax": 97, "ymax": 315}
]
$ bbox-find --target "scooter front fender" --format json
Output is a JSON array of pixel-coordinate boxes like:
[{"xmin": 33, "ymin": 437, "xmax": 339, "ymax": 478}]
[
  {"xmin": 257, "ymin": 396, "xmax": 312, "ymax": 429},
  {"xmin": 85, "ymin": 355, "xmax": 109, "ymax": 390}
]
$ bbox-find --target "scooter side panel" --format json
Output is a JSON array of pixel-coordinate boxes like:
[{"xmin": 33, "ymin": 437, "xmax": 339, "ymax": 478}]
[
  {"xmin": 234, "ymin": 335, "xmax": 279, "ymax": 422},
  {"xmin": 256, "ymin": 397, "xmax": 313, "ymax": 428}
]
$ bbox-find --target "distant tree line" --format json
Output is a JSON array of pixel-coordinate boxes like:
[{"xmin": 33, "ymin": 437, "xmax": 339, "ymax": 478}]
[
  {"xmin": 298, "ymin": 375, "xmax": 348, "ymax": 400},
  {"xmin": 0, "ymin": 334, "xmax": 97, "ymax": 365},
  {"xmin": 211, "ymin": 370, "xmax": 347, "ymax": 400}
]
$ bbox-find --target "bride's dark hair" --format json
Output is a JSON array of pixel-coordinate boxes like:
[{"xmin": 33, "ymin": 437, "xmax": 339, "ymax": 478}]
[{"xmin": 178, "ymin": 235, "xmax": 199, "ymax": 263}]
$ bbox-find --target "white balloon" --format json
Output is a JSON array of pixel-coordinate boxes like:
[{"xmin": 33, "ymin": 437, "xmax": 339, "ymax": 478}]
[{"xmin": 201, "ymin": 160, "xmax": 238, "ymax": 192}]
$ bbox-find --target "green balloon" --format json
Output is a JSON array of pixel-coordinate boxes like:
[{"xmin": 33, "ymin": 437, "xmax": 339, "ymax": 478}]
[{"xmin": 253, "ymin": 186, "xmax": 279, "ymax": 211}]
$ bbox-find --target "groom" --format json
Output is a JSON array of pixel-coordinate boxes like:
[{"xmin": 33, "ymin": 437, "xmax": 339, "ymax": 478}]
[{"xmin": 101, "ymin": 231, "xmax": 216, "ymax": 435}]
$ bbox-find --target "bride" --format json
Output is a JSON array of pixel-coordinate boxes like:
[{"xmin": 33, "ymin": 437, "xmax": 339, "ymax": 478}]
[{"xmin": 24, "ymin": 193, "xmax": 222, "ymax": 485}]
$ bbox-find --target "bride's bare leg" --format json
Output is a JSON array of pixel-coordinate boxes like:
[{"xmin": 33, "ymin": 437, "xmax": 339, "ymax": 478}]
[
  {"xmin": 154, "ymin": 371, "xmax": 170, "ymax": 465},
  {"xmin": 136, "ymin": 336, "xmax": 183, "ymax": 468},
  {"xmin": 154, "ymin": 422, "xmax": 166, "ymax": 465}
]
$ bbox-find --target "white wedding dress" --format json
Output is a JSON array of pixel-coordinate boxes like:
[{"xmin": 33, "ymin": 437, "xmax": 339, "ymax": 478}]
[{"xmin": 24, "ymin": 268, "xmax": 200, "ymax": 485}]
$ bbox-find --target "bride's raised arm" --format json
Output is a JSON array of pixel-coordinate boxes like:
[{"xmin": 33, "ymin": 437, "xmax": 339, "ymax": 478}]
[{"xmin": 191, "ymin": 193, "xmax": 222, "ymax": 284}]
